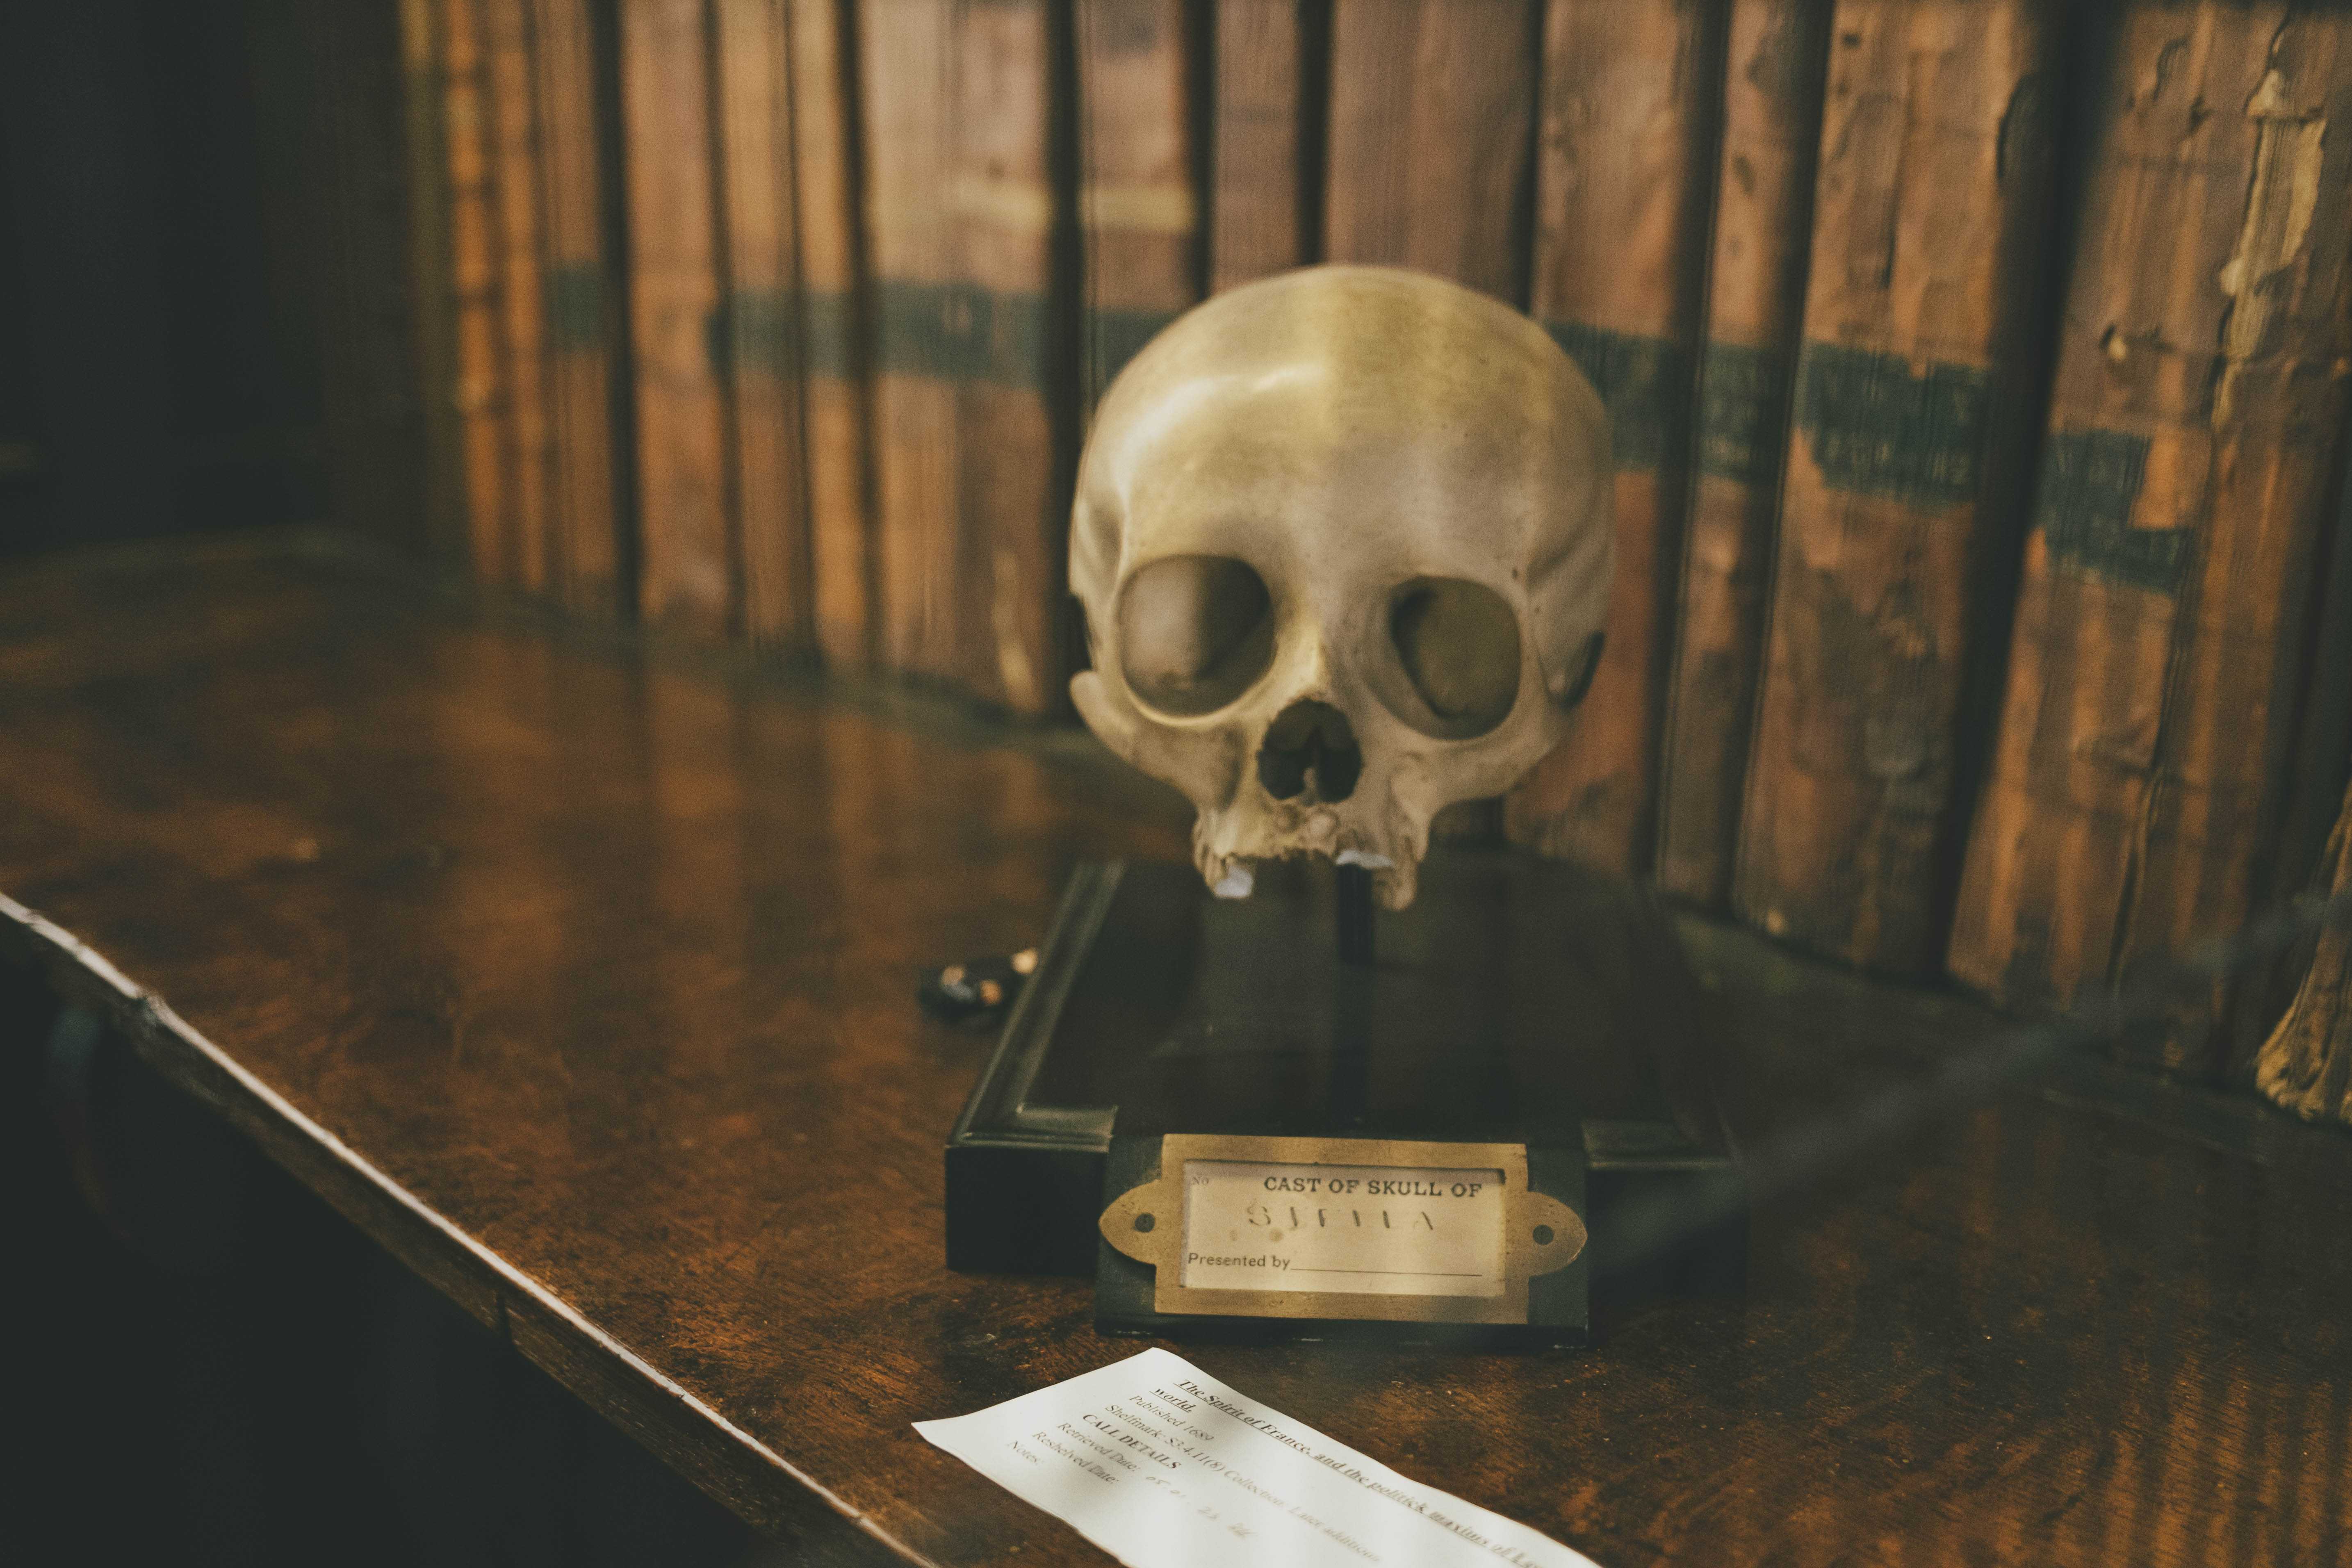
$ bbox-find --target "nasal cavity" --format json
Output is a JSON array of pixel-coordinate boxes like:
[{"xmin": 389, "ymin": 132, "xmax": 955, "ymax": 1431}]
[{"xmin": 1257, "ymin": 700, "xmax": 1362, "ymax": 804}]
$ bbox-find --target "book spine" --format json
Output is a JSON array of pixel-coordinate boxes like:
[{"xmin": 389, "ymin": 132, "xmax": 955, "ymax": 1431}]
[
  {"xmin": 859, "ymin": 0, "xmax": 962, "ymax": 684},
  {"xmin": 1735, "ymin": 0, "xmax": 2060, "ymax": 974},
  {"xmin": 442, "ymin": 0, "xmax": 519, "ymax": 580},
  {"xmin": 1950, "ymin": 7, "xmax": 2352, "ymax": 1055},
  {"xmin": 2256, "ymin": 777, "xmax": 2352, "ymax": 1128},
  {"xmin": 1321, "ymin": 0, "xmax": 1537, "ymax": 302},
  {"xmin": 2229, "ymin": 454, "xmax": 2352, "ymax": 1077},
  {"xmin": 483, "ymin": 0, "xmax": 556, "ymax": 593},
  {"xmin": 1652, "ymin": 0, "xmax": 1832, "ymax": 907},
  {"xmin": 1502, "ymin": 0, "xmax": 1727, "ymax": 880},
  {"xmin": 297, "ymin": 5, "xmax": 437, "ymax": 558},
  {"xmin": 621, "ymin": 0, "xmax": 735, "ymax": 634},
  {"xmin": 398, "ymin": 0, "xmax": 473, "ymax": 563},
  {"xmin": 1210, "ymin": 0, "xmax": 1317, "ymax": 291},
  {"xmin": 715, "ymin": 0, "xmax": 814, "ymax": 647},
  {"xmin": 531, "ymin": 0, "xmax": 624, "ymax": 611},
  {"xmin": 790, "ymin": 0, "xmax": 876, "ymax": 670},
  {"xmin": 949, "ymin": 0, "xmax": 1066, "ymax": 713},
  {"xmin": 1078, "ymin": 0, "xmax": 1200, "ymax": 411}
]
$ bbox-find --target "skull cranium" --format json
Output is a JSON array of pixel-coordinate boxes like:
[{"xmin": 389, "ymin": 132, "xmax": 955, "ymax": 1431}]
[{"xmin": 1069, "ymin": 265, "xmax": 1613, "ymax": 910}]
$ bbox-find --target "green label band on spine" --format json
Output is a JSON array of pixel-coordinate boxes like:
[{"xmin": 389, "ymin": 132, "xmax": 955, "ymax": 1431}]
[
  {"xmin": 870, "ymin": 278, "xmax": 1051, "ymax": 390},
  {"xmin": 2036, "ymin": 427, "xmax": 2188, "ymax": 595},
  {"xmin": 1794, "ymin": 342, "xmax": 1988, "ymax": 509},
  {"xmin": 545, "ymin": 264, "xmax": 606, "ymax": 353},
  {"xmin": 1696, "ymin": 342, "xmax": 1792, "ymax": 489},
  {"xmin": 1545, "ymin": 320, "xmax": 1692, "ymax": 474}
]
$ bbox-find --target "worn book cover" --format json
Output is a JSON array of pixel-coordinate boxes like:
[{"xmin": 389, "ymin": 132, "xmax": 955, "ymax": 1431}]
[
  {"xmin": 1211, "ymin": 0, "xmax": 1321, "ymax": 291},
  {"xmin": 1652, "ymin": 0, "xmax": 1831, "ymax": 907},
  {"xmin": 791, "ymin": 0, "xmax": 876, "ymax": 670},
  {"xmin": 530, "ymin": 0, "xmax": 624, "ymax": 612},
  {"xmin": 1950, "ymin": 6, "xmax": 2352, "ymax": 1065},
  {"xmin": 1504, "ymin": 0, "xmax": 1725, "ymax": 880},
  {"xmin": 481, "ymin": 0, "xmax": 554, "ymax": 593},
  {"xmin": 1735, "ymin": 0, "xmax": 2060, "ymax": 974},
  {"xmin": 399, "ymin": 0, "xmax": 472, "ymax": 565},
  {"xmin": 428, "ymin": 0, "xmax": 520, "ymax": 582},
  {"xmin": 1078, "ymin": 0, "xmax": 1200, "ymax": 412},
  {"xmin": 861, "ymin": 0, "xmax": 964, "ymax": 685},
  {"xmin": 621, "ymin": 0, "xmax": 734, "ymax": 634},
  {"xmin": 716, "ymin": 0, "xmax": 814, "ymax": 648},
  {"xmin": 1321, "ymin": 0, "xmax": 1537, "ymax": 303},
  {"xmin": 2257, "ymin": 779, "xmax": 2352, "ymax": 1127},
  {"xmin": 949, "ymin": 0, "xmax": 1067, "ymax": 713}
]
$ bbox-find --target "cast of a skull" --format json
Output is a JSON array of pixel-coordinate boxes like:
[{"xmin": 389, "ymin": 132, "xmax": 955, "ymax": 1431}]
[{"xmin": 1069, "ymin": 265, "xmax": 1614, "ymax": 910}]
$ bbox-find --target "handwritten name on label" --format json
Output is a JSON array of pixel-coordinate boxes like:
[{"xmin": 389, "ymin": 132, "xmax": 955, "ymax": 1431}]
[
  {"xmin": 914, "ymin": 1349, "xmax": 1598, "ymax": 1568},
  {"xmin": 1182, "ymin": 1160, "xmax": 1506, "ymax": 1297}
]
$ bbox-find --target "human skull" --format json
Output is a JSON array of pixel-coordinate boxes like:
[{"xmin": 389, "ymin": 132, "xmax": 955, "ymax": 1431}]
[{"xmin": 1070, "ymin": 265, "xmax": 1613, "ymax": 910}]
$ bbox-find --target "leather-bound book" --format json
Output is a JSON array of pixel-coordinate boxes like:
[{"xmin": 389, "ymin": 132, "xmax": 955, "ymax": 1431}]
[
  {"xmin": 1321, "ymin": 0, "xmax": 1537, "ymax": 303},
  {"xmin": 1652, "ymin": 0, "xmax": 1832, "ymax": 907},
  {"xmin": 716, "ymin": 0, "xmax": 813, "ymax": 649},
  {"xmin": 1950, "ymin": 6, "xmax": 2352, "ymax": 1066},
  {"xmin": 1077, "ymin": 0, "xmax": 1201, "ymax": 412},
  {"xmin": 620, "ymin": 0, "xmax": 734, "ymax": 634},
  {"xmin": 482, "ymin": 0, "xmax": 554, "ymax": 593},
  {"xmin": 1210, "ymin": 0, "xmax": 1322, "ymax": 291},
  {"xmin": 530, "ymin": 0, "xmax": 624, "ymax": 613},
  {"xmin": 398, "ymin": 0, "xmax": 472, "ymax": 564},
  {"xmin": 2257, "ymin": 779, "xmax": 2352, "ymax": 1128},
  {"xmin": 791, "ymin": 0, "xmax": 877, "ymax": 670},
  {"xmin": 946, "ymin": 0, "xmax": 1066, "ymax": 713},
  {"xmin": 1735, "ymin": 0, "xmax": 2060, "ymax": 974},
  {"xmin": 430, "ymin": 0, "xmax": 520, "ymax": 581},
  {"xmin": 859, "ymin": 0, "xmax": 963, "ymax": 685},
  {"xmin": 1503, "ymin": 0, "xmax": 1727, "ymax": 880},
  {"xmin": 2229, "ymin": 460, "xmax": 2352, "ymax": 1076}
]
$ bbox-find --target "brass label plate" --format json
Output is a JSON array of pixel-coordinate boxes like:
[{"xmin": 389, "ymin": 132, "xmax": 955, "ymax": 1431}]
[{"xmin": 1099, "ymin": 1134, "xmax": 1586, "ymax": 1325}]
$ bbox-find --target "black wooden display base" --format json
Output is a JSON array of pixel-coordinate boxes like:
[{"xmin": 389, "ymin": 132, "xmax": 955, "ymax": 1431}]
[{"xmin": 943, "ymin": 850, "xmax": 1745, "ymax": 1345}]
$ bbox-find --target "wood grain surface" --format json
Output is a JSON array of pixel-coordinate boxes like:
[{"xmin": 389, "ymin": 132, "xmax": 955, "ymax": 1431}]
[{"xmin": 2, "ymin": 534, "xmax": 2347, "ymax": 1567}]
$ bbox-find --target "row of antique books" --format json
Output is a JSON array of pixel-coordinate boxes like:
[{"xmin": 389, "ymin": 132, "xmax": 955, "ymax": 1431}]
[{"xmin": 399, "ymin": 0, "xmax": 2352, "ymax": 1101}]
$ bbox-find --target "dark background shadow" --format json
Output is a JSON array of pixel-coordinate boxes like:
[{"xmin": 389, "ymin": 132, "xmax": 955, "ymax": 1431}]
[
  {"xmin": 4, "ymin": 945, "xmax": 775, "ymax": 1566},
  {"xmin": 0, "ymin": 0, "xmax": 427, "ymax": 562}
]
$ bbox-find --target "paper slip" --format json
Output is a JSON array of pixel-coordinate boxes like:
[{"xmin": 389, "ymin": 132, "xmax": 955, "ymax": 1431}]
[{"xmin": 914, "ymin": 1348, "xmax": 1597, "ymax": 1568}]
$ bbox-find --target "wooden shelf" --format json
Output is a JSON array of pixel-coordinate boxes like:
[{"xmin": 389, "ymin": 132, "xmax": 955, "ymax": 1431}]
[{"xmin": 4, "ymin": 533, "xmax": 2345, "ymax": 1566}]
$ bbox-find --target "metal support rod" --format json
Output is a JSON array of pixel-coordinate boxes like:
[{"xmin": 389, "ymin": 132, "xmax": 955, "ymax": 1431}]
[{"xmin": 1336, "ymin": 861, "xmax": 1376, "ymax": 969}]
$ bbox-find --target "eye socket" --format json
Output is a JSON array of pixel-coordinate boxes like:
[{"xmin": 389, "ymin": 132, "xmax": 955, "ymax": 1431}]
[
  {"xmin": 1381, "ymin": 577, "xmax": 1522, "ymax": 739},
  {"xmin": 1117, "ymin": 555, "xmax": 1276, "ymax": 717}
]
